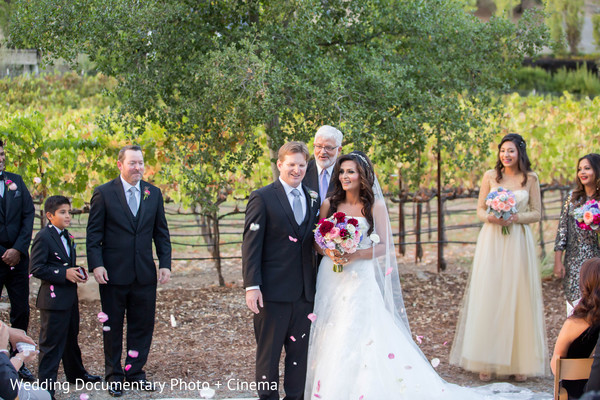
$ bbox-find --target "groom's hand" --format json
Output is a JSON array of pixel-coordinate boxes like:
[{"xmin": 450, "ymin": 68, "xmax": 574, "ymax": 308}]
[{"xmin": 246, "ymin": 289, "xmax": 263, "ymax": 314}]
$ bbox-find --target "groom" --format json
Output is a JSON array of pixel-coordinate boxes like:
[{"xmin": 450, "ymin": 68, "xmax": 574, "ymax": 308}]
[{"xmin": 242, "ymin": 141, "xmax": 319, "ymax": 400}]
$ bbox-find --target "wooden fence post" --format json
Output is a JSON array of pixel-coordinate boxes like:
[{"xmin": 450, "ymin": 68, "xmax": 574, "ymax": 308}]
[{"xmin": 398, "ymin": 168, "xmax": 406, "ymax": 256}]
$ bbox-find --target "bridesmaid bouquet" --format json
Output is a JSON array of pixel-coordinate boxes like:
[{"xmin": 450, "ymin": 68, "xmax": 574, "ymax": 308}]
[
  {"xmin": 573, "ymin": 199, "xmax": 600, "ymax": 231},
  {"xmin": 485, "ymin": 187, "xmax": 517, "ymax": 235},
  {"xmin": 314, "ymin": 212, "xmax": 362, "ymax": 273}
]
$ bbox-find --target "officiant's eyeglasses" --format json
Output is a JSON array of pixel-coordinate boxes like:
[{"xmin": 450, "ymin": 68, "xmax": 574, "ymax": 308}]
[{"xmin": 314, "ymin": 144, "xmax": 338, "ymax": 152}]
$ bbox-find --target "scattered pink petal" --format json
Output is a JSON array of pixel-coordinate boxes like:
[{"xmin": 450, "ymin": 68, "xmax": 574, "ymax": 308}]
[
  {"xmin": 80, "ymin": 394, "xmax": 89, "ymax": 400},
  {"xmin": 288, "ymin": 236, "xmax": 298, "ymax": 242},
  {"xmin": 128, "ymin": 350, "xmax": 139, "ymax": 358},
  {"xmin": 28, "ymin": 274, "xmax": 33, "ymax": 279},
  {"xmin": 430, "ymin": 358, "xmax": 440, "ymax": 368},
  {"xmin": 290, "ymin": 336, "xmax": 296, "ymax": 342},
  {"xmin": 50, "ymin": 293, "xmax": 56, "ymax": 298},
  {"xmin": 10, "ymin": 267, "xmax": 14, "ymax": 270},
  {"xmin": 261, "ymin": 375, "xmax": 266, "ymax": 379},
  {"xmin": 443, "ymin": 341, "xmax": 448, "ymax": 346},
  {"xmin": 97, "ymin": 312, "xmax": 109, "ymax": 323},
  {"xmin": 50, "ymin": 285, "xmax": 54, "ymax": 291},
  {"xmin": 404, "ymin": 365, "xmax": 412, "ymax": 370},
  {"xmin": 102, "ymin": 326, "xmax": 111, "ymax": 332},
  {"xmin": 125, "ymin": 364, "xmax": 131, "ymax": 371},
  {"xmin": 317, "ymin": 380, "xmax": 321, "ymax": 392},
  {"xmin": 388, "ymin": 353, "xmax": 395, "ymax": 359},
  {"xmin": 359, "ymin": 396, "xmax": 364, "ymax": 400},
  {"xmin": 416, "ymin": 335, "xmax": 423, "ymax": 344},
  {"xmin": 307, "ymin": 313, "xmax": 317, "ymax": 322},
  {"xmin": 385, "ymin": 267, "xmax": 393, "ymax": 276},
  {"xmin": 314, "ymin": 395, "xmax": 321, "ymax": 399}
]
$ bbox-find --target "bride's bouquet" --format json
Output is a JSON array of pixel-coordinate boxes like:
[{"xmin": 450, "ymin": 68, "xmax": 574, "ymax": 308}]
[
  {"xmin": 574, "ymin": 199, "xmax": 600, "ymax": 231},
  {"xmin": 314, "ymin": 212, "xmax": 362, "ymax": 273},
  {"xmin": 485, "ymin": 187, "xmax": 517, "ymax": 235}
]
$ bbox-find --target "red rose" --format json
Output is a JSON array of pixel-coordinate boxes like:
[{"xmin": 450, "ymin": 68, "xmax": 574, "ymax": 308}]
[
  {"xmin": 339, "ymin": 228, "xmax": 349, "ymax": 238},
  {"xmin": 333, "ymin": 212, "xmax": 346, "ymax": 223},
  {"xmin": 319, "ymin": 220, "xmax": 335, "ymax": 235},
  {"xmin": 318, "ymin": 218, "xmax": 326, "ymax": 225},
  {"xmin": 347, "ymin": 218, "xmax": 359, "ymax": 227}
]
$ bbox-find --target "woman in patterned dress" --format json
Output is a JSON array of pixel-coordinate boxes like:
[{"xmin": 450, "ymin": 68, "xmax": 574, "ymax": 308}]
[{"xmin": 555, "ymin": 153, "xmax": 600, "ymax": 315}]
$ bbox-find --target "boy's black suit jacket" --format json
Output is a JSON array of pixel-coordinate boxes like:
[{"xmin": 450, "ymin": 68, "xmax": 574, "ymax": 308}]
[{"xmin": 30, "ymin": 225, "xmax": 78, "ymax": 310}]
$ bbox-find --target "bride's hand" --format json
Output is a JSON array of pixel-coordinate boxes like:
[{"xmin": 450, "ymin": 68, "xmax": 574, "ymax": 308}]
[{"xmin": 325, "ymin": 249, "xmax": 342, "ymax": 260}]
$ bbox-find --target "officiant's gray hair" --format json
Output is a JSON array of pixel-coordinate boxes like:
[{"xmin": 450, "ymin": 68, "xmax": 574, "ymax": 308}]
[{"xmin": 315, "ymin": 125, "xmax": 343, "ymax": 146}]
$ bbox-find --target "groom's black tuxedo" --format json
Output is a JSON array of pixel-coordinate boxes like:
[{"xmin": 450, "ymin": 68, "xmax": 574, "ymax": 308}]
[
  {"xmin": 86, "ymin": 177, "xmax": 171, "ymax": 382},
  {"xmin": 243, "ymin": 179, "xmax": 319, "ymax": 400}
]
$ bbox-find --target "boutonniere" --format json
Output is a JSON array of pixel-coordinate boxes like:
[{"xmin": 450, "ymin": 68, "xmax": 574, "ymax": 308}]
[
  {"xmin": 308, "ymin": 190, "xmax": 318, "ymax": 207},
  {"xmin": 5, "ymin": 179, "xmax": 17, "ymax": 191},
  {"xmin": 143, "ymin": 187, "xmax": 150, "ymax": 200}
]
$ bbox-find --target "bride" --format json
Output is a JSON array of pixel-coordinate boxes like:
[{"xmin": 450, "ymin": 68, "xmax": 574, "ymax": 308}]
[{"xmin": 304, "ymin": 151, "xmax": 548, "ymax": 400}]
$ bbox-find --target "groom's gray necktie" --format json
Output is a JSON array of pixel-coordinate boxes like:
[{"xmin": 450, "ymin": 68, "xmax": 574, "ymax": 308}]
[
  {"xmin": 291, "ymin": 188, "xmax": 303, "ymax": 225},
  {"xmin": 128, "ymin": 187, "xmax": 138, "ymax": 217}
]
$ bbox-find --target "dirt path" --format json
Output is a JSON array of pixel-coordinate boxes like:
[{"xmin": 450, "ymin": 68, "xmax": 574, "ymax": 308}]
[{"xmin": 1, "ymin": 253, "xmax": 564, "ymax": 399}]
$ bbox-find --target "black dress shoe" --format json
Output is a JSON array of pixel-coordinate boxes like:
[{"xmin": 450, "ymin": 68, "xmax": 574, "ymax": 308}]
[
  {"xmin": 82, "ymin": 372, "xmax": 102, "ymax": 382},
  {"xmin": 68, "ymin": 372, "xmax": 102, "ymax": 384},
  {"xmin": 18, "ymin": 365, "xmax": 35, "ymax": 382},
  {"xmin": 108, "ymin": 381, "xmax": 123, "ymax": 397}
]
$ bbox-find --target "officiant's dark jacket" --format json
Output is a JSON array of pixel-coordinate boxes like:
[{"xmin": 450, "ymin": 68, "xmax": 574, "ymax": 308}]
[
  {"xmin": 86, "ymin": 177, "xmax": 171, "ymax": 284},
  {"xmin": 0, "ymin": 171, "xmax": 35, "ymax": 331},
  {"xmin": 242, "ymin": 179, "xmax": 319, "ymax": 302},
  {"xmin": 303, "ymin": 159, "xmax": 335, "ymax": 200}
]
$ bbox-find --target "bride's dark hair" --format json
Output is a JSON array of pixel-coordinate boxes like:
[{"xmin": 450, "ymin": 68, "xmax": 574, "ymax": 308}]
[{"xmin": 328, "ymin": 151, "xmax": 375, "ymax": 235}]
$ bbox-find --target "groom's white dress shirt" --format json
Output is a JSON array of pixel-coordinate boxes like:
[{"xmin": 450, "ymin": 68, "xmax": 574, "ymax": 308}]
[
  {"xmin": 279, "ymin": 178, "xmax": 307, "ymax": 219},
  {"xmin": 245, "ymin": 178, "xmax": 307, "ymax": 292}
]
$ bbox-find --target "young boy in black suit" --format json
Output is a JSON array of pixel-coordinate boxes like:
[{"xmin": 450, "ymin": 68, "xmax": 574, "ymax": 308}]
[{"xmin": 30, "ymin": 196, "xmax": 100, "ymax": 398}]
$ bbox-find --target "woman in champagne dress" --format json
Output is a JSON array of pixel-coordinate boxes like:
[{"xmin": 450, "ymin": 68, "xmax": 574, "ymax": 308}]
[{"xmin": 450, "ymin": 133, "xmax": 548, "ymax": 382}]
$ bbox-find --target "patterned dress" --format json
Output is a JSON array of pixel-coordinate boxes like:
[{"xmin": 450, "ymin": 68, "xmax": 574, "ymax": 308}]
[{"xmin": 554, "ymin": 192, "xmax": 600, "ymax": 303}]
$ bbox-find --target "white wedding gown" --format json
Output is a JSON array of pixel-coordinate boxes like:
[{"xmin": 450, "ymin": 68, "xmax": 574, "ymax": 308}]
[{"xmin": 305, "ymin": 217, "xmax": 550, "ymax": 400}]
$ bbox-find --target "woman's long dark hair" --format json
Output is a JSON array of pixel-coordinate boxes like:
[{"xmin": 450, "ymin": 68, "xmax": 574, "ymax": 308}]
[
  {"xmin": 572, "ymin": 258, "xmax": 600, "ymax": 326},
  {"xmin": 328, "ymin": 151, "xmax": 375, "ymax": 235},
  {"xmin": 494, "ymin": 133, "xmax": 532, "ymax": 187},
  {"xmin": 572, "ymin": 153, "xmax": 600, "ymax": 206}
]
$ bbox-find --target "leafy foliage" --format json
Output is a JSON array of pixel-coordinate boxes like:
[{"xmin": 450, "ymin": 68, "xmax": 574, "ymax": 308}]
[{"xmin": 8, "ymin": 0, "xmax": 547, "ymax": 208}]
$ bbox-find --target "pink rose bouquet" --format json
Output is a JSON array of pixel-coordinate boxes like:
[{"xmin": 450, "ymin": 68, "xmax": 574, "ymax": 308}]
[
  {"xmin": 314, "ymin": 212, "xmax": 362, "ymax": 272},
  {"xmin": 485, "ymin": 187, "xmax": 517, "ymax": 235},
  {"xmin": 574, "ymin": 199, "xmax": 600, "ymax": 231}
]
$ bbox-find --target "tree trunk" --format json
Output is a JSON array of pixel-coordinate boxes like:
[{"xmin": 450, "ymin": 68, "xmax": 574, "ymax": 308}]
[
  {"xmin": 415, "ymin": 202, "xmax": 423, "ymax": 263},
  {"xmin": 266, "ymin": 117, "xmax": 280, "ymax": 181},
  {"xmin": 437, "ymin": 146, "xmax": 446, "ymax": 272}
]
